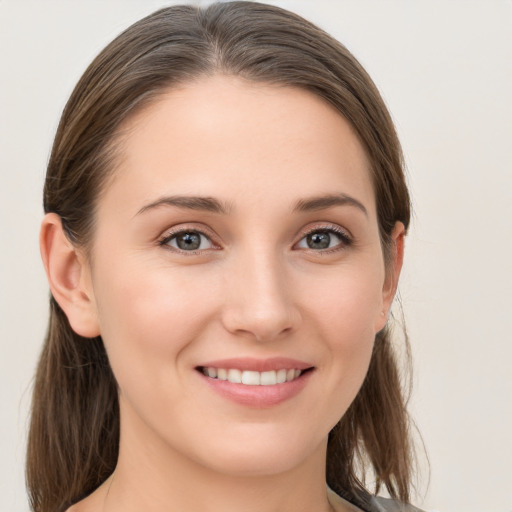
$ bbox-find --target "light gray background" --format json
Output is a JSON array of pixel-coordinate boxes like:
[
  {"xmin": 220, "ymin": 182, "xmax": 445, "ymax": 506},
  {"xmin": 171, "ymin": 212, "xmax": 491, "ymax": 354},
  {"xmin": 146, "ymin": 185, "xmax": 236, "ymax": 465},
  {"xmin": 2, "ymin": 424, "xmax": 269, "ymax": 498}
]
[{"xmin": 1, "ymin": 1, "xmax": 511, "ymax": 511}]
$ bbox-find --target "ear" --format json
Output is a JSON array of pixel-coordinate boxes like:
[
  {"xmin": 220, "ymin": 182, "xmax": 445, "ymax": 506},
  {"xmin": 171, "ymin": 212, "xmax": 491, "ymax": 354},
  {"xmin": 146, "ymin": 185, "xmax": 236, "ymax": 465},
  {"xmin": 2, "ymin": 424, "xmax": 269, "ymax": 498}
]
[
  {"xmin": 375, "ymin": 221, "xmax": 405, "ymax": 332},
  {"xmin": 40, "ymin": 213, "xmax": 100, "ymax": 337}
]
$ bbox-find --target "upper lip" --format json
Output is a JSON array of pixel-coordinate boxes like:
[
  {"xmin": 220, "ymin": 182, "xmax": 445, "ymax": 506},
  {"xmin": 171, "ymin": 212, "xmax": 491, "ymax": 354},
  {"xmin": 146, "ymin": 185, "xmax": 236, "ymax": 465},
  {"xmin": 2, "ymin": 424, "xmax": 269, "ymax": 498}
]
[{"xmin": 197, "ymin": 357, "xmax": 313, "ymax": 372}]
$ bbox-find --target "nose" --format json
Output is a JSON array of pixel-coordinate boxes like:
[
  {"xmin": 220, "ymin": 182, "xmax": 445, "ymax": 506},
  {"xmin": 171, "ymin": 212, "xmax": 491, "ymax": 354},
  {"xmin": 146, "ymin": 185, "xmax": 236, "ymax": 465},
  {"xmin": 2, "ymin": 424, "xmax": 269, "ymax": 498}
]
[{"xmin": 221, "ymin": 249, "xmax": 301, "ymax": 342}]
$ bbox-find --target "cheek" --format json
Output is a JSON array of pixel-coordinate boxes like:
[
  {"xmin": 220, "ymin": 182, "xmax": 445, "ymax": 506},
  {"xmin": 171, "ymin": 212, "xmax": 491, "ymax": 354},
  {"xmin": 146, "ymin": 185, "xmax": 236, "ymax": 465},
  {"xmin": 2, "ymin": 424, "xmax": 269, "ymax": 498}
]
[
  {"xmin": 91, "ymin": 256, "xmax": 220, "ymax": 387},
  {"xmin": 302, "ymin": 263, "xmax": 383, "ymax": 408},
  {"xmin": 308, "ymin": 263, "xmax": 385, "ymax": 341}
]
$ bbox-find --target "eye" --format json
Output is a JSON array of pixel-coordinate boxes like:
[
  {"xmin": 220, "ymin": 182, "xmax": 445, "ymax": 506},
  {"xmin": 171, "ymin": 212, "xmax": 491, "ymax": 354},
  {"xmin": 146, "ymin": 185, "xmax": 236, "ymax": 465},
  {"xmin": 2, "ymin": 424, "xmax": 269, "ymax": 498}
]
[
  {"xmin": 160, "ymin": 230, "xmax": 214, "ymax": 252},
  {"xmin": 296, "ymin": 228, "xmax": 351, "ymax": 251}
]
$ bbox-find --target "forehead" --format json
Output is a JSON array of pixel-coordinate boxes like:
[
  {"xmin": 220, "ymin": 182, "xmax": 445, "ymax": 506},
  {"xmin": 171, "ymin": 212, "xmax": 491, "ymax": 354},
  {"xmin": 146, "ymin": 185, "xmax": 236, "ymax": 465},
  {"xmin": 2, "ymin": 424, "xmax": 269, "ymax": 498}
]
[{"xmin": 103, "ymin": 76, "xmax": 375, "ymax": 217}]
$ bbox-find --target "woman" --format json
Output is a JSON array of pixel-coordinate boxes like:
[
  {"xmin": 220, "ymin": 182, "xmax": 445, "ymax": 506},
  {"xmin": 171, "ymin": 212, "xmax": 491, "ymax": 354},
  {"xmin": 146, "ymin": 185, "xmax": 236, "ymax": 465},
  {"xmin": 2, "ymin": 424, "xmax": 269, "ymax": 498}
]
[{"xmin": 27, "ymin": 2, "xmax": 422, "ymax": 512}]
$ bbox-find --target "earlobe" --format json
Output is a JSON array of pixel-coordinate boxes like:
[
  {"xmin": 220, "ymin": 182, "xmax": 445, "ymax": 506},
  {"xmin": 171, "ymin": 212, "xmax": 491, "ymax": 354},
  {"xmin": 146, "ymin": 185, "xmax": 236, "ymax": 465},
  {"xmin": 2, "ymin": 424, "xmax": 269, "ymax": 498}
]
[
  {"xmin": 376, "ymin": 222, "xmax": 406, "ymax": 332},
  {"xmin": 40, "ymin": 213, "xmax": 100, "ymax": 338}
]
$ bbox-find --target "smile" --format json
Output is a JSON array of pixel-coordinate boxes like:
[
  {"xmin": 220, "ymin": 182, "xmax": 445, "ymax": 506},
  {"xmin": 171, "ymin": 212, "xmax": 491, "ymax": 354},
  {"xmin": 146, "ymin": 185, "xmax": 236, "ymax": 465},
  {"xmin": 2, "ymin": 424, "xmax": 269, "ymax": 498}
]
[
  {"xmin": 200, "ymin": 367, "xmax": 303, "ymax": 386},
  {"xmin": 196, "ymin": 358, "xmax": 314, "ymax": 406}
]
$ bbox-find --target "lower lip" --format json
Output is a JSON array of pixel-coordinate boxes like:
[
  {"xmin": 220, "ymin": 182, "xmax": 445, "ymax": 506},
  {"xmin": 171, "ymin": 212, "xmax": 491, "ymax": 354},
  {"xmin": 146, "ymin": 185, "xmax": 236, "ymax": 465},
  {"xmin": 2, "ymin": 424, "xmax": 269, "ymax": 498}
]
[{"xmin": 199, "ymin": 371, "xmax": 313, "ymax": 408}]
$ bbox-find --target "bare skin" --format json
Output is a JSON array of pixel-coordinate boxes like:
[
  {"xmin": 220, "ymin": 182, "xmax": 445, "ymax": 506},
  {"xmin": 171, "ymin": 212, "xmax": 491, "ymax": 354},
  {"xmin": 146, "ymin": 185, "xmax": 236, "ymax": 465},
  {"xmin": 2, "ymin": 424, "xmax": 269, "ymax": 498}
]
[
  {"xmin": 42, "ymin": 76, "xmax": 404, "ymax": 512},
  {"xmin": 68, "ymin": 475, "xmax": 362, "ymax": 512}
]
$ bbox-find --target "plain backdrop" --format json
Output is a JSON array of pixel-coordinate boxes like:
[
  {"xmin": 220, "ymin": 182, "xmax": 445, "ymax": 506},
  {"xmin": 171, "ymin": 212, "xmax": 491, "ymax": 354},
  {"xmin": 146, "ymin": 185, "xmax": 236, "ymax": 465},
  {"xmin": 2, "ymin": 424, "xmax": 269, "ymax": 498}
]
[{"xmin": 1, "ymin": 1, "xmax": 511, "ymax": 511}]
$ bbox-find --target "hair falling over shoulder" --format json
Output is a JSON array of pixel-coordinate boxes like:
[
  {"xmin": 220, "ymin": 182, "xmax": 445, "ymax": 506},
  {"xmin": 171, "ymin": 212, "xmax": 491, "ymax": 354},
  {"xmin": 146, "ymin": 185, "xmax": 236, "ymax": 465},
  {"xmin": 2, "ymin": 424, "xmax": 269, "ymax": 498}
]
[
  {"xmin": 27, "ymin": 3, "xmax": 416, "ymax": 511},
  {"xmin": 27, "ymin": 298, "xmax": 119, "ymax": 512}
]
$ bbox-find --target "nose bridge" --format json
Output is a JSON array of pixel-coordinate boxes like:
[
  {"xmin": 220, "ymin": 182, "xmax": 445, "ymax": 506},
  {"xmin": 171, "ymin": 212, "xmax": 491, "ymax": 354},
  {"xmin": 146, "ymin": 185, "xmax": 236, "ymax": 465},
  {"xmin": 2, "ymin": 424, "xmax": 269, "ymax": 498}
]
[{"xmin": 222, "ymin": 242, "xmax": 299, "ymax": 341}]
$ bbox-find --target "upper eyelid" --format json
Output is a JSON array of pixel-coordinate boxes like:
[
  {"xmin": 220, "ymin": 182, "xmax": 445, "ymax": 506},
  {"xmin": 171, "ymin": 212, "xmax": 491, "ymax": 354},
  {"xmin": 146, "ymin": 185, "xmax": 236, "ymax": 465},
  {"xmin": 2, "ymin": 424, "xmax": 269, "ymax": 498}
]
[
  {"xmin": 298, "ymin": 223, "xmax": 352, "ymax": 240},
  {"xmin": 159, "ymin": 223, "xmax": 216, "ymax": 238}
]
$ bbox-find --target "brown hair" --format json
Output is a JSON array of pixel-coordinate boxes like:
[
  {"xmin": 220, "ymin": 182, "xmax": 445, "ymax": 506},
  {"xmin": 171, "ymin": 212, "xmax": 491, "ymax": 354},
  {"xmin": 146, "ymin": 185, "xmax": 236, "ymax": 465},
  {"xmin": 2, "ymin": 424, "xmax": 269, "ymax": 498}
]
[{"xmin": 27, "ymin": 3, "xmax": 413, "ymax": 512}]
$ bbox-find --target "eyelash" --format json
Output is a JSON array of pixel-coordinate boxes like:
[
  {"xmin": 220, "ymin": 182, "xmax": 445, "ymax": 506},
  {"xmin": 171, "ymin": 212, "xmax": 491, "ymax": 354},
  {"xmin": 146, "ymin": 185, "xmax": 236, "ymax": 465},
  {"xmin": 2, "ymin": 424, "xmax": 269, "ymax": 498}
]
[
  {"xmin": 158, "ymin": 226, "xmax": 218, "ymax": 254},
  {"xmin": 298, "ymin": 224, "xmax": 353, "ymax": 253},
  {"xmin": 157, "ymin": 224, "xmax": 353, "ymax": 255}
]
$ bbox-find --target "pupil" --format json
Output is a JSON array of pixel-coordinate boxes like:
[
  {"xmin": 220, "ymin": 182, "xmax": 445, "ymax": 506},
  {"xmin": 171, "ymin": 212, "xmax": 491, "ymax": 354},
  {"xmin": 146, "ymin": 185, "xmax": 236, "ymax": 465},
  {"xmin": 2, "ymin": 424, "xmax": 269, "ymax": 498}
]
[
  {"xmin": 177, "ymin": 232, "xmax": 201, "ymax": 250},
  {"xmin": 307, "ymin": 232, "xmax": 330, "ymax": 249}
]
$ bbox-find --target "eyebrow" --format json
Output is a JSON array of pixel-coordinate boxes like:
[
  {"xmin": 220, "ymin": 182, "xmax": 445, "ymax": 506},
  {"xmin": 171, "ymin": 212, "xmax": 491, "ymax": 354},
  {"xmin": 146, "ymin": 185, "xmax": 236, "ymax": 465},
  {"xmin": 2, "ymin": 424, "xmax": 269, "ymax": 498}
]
[
  {"xmin": 293, "ymin": 193, "xmax": 368, "ymax": 216},
  {"xmin": 136, "ymin": 195, "xmax": 231, "ymax": 216},
  {"xmin": 136, "ymin": 193, "xmax": 367, "ymax": 217}
]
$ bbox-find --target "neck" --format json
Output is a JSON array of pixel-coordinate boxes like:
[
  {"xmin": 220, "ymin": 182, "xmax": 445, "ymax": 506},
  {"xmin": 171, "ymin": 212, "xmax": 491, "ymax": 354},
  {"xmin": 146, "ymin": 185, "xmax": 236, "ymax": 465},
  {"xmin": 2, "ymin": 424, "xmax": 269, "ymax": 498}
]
[{"xmin": 102, "ymin": 408, "xmax": 337, "ymax": 512}]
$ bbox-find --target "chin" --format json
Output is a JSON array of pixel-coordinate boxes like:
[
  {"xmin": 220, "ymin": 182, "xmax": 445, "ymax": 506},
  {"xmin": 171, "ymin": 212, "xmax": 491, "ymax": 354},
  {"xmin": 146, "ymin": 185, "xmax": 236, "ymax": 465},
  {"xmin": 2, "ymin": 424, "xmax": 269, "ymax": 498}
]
[
  {"xmin": 182, "ymin": 425, "xmax": 326, "ymax": 478},
  {"xmin": 197, "ymin": 447, "xmax": 314, "ymax": 478}
]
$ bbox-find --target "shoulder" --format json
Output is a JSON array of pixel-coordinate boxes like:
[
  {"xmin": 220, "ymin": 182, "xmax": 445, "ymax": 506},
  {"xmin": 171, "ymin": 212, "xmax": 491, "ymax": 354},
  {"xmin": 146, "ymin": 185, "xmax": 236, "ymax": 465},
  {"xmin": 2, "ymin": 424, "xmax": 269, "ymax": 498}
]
[
  {"xmin": 328, "ymin": 487, "xmax": 425, "ymax": 512},
  {"xmin": 365, "ymin": 495, "xmax": 426, "ymax": 512},
  {"xmin": 329, "ymin": 488, "xmax": 425, "ymax": 512}
]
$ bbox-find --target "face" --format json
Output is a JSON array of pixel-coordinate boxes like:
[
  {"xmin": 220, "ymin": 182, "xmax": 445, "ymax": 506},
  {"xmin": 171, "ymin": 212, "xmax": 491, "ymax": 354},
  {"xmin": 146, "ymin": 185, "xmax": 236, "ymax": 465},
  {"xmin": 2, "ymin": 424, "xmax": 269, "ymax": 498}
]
[{"xmin": 81, "ymin": 76, "xmax": 399, "ymax": 477}]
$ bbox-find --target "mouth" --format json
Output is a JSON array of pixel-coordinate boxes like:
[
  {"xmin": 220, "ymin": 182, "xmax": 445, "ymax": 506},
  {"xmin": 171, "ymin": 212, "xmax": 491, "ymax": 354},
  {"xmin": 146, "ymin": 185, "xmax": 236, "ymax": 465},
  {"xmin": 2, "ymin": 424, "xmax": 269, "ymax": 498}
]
[
  {"xmin": 195, "ymin": 357, "xmax": 315, "ymax": 407},
  {"xmin": 197, "ymin": 366, "xmax": 312, "ymax": 386}
]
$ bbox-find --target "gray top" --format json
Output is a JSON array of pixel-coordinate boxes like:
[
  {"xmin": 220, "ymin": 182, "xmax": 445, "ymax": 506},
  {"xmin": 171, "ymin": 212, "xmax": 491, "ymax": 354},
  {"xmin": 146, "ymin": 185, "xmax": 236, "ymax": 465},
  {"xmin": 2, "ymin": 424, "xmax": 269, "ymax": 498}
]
[
  {"xmin": 333, "ymin": 488, "xmax": 424, "ymax": 512},
  {"xmin": 354, "ymin": 494, "xmax": 424, "ymax": 512},
  {"xmin": 329, "ymin": 486, "xmax": 425, "ymax": 512}
]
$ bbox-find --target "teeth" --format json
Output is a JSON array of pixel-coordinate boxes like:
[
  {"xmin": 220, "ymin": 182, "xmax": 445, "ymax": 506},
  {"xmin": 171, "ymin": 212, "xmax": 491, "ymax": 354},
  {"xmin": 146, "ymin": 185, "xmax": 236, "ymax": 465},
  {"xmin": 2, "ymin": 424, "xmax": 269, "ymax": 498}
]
[
  {"xmin": 261, "ymin": 370, "xmax": 277, "ymax": 385},
  {"xmin": 277, "ymin": 369, "xmax": 288, "ymax": 384},
  {"xmin": 227, "ymin": 368, "xmax": 242, "ymax": 383},
  {"xmin": 241, "ymin": 371, "xmax": 260, "ymax": 385},
  {"xmin": 203, "ymin": 367, "xmax": 305, "ymax": 385}
]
